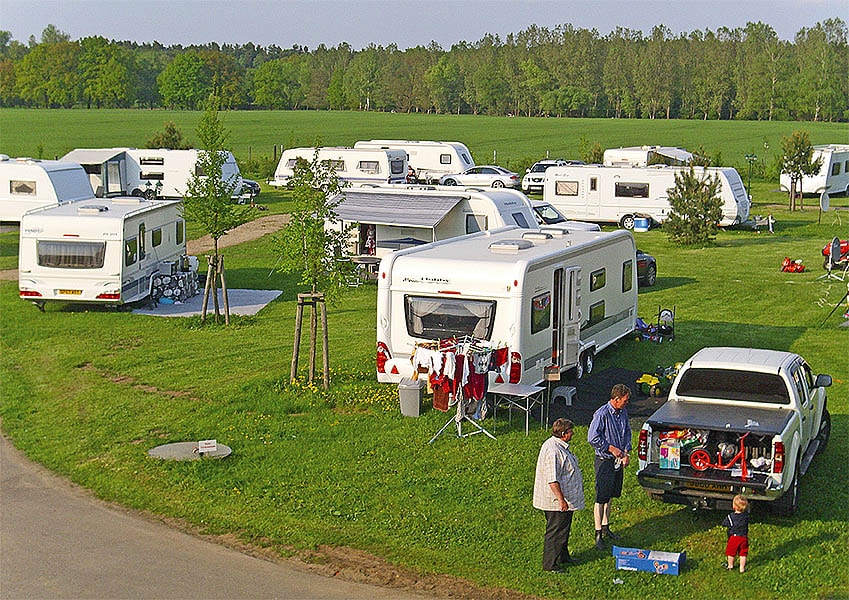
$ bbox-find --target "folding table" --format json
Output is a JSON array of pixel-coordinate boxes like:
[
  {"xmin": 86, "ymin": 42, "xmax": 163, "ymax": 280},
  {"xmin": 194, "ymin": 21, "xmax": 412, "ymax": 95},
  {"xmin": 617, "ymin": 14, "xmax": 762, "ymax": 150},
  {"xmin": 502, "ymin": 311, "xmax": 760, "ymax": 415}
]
[{"xmin": 489, "ymin": 382, "xmax": 546, "ymax": 435}]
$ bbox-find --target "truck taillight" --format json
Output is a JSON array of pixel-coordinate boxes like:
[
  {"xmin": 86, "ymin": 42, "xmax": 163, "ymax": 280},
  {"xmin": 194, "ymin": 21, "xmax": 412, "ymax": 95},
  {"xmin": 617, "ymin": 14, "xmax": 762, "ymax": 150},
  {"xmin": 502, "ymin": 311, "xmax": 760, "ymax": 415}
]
[
  {"xmin": 376, "ymin": 342, "xmax": 390, "ymax": 373},
  {"xmin": 509, "ymin": 351, "xmax": 522, "ymax": 383},
  {"xmin": 96, "ymin": 292, "xmax": 120, "ymax": 300},
  {"xmin": 638, "ymin": 429, "xmax": 648, "ymax": 461},
  {"xmin": 773, "ymin": 441, "xmax": 785, "ymax": 474},
  {"xmin": 19, "ymin": 290, "xmax": 42, "ymax": 298}
]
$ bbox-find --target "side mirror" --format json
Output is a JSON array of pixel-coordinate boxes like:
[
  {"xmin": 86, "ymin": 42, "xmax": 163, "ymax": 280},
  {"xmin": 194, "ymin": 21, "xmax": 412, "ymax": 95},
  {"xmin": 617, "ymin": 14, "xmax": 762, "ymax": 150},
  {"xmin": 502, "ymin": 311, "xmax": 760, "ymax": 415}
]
[
  {"xmin": 525, "ymin": 168, "xmax": 531, "ymax": 173},
  {"xmin": 815, "ymin": 374, "xmax": 832, "ymax": 388}
]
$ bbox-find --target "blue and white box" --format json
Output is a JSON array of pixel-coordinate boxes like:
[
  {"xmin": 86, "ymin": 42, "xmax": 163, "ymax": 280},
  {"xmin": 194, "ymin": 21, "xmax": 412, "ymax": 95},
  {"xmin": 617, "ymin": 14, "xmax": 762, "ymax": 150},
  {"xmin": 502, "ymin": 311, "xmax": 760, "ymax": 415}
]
[{"xmin": 613, "ymin": 545, "xmax": 686, "ymax": 575}]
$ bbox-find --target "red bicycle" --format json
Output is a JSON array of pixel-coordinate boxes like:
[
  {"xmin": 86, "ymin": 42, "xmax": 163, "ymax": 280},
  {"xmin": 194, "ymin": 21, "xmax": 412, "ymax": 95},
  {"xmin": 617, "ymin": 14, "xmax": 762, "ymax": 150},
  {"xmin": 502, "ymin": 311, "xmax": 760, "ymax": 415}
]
[{"xmin": 689, "ymin": 432, "xmax": 750, "ymax": 480}]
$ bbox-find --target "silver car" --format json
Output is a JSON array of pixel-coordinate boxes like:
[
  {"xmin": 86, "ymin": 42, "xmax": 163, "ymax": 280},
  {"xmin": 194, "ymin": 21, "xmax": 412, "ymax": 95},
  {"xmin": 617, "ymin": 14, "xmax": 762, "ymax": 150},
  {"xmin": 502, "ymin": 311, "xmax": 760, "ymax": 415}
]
[{"xmin": 439, "ymin": 165, "xmax": 520, "ymax": 188}]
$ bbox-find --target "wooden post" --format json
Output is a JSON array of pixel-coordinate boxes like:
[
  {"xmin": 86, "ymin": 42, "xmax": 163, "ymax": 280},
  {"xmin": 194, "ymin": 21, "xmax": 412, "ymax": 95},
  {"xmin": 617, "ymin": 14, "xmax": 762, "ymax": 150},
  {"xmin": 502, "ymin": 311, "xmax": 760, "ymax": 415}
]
[
  {"xmin": 201, "ymin": 255, "xmax": 214, "ymax": 322},
  {"xmin": 211, "ymin": 255, "xmax": 220, "ymax": 324},
  {"xmin": 291, "ymin": 292, "xmax": 328, "ymax": 389},
  {"xmin": 219, "ymin": 255, "xmax": 230, "ymax": 326},
  {"xmin": 308, "ymin": 301, "xmax": 317, "ymax": 383},
  {"xmin": 291, "ymin": 296, "xmax": 304, "ymax": 381},
  {"xmin": 320, "ymin": 299, "xmax": 329, "ymax": 390}
]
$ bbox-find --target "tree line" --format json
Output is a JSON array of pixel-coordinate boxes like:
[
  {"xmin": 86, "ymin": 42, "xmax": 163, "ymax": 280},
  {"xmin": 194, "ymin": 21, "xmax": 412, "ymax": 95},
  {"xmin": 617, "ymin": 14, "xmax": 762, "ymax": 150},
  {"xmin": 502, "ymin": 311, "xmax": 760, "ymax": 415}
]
[{"xmin": 1, "ymin": 19, "xmax": 846, "ymax": 121}]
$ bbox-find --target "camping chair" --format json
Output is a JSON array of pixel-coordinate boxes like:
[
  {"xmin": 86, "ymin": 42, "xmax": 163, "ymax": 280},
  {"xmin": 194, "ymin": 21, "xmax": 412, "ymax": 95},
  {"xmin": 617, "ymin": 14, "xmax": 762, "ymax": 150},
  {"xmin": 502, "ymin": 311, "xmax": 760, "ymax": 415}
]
[{"xmin": 818, "ymin": 237, "xmax": 847, "ymax": 281}]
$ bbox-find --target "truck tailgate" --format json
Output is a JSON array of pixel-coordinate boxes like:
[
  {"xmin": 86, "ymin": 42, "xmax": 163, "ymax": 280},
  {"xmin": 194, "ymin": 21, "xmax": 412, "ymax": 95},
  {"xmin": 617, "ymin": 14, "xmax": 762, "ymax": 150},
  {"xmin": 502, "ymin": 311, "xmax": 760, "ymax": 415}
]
[{"xmin": 647, "ymin": 400, "xmax": 792, "ymax": 435}]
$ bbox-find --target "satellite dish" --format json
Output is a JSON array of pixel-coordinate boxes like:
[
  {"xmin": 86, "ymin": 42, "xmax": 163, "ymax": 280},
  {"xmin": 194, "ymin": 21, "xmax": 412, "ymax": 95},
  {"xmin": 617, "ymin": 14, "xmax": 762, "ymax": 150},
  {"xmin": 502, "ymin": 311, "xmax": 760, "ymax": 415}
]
[{"xmin": 820, "ymin": 192, "xmax": 830, "ymax": 212}]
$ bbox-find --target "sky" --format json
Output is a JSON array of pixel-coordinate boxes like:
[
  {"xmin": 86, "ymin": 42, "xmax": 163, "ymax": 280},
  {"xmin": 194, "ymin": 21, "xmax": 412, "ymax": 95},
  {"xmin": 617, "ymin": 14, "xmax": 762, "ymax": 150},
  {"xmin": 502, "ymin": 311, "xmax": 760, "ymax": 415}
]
[{"xmin": 1, "ymin": 0, "xmax": 846, "ymax": 50}]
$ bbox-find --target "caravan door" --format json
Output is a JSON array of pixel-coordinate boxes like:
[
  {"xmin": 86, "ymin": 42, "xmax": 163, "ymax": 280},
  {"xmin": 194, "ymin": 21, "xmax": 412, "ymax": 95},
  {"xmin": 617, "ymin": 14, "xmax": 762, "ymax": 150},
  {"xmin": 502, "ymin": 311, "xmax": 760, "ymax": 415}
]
[{"xmin": 551, "ymin": 266, "xmax": 581, "ymax": 371}]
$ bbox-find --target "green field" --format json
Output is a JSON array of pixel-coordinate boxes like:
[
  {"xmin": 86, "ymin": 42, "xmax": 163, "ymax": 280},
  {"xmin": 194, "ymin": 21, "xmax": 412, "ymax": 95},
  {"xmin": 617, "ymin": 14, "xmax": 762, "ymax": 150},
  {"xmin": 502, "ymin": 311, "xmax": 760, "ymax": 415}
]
[{"xmin": 0, "ymin": 110, "xmax": 847, "ymax": 599}]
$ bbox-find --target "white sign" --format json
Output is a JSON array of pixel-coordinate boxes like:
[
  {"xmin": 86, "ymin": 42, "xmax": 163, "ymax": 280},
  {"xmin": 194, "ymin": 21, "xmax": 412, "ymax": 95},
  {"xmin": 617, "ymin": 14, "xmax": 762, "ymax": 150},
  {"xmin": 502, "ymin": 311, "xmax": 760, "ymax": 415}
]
[{"xmin": 197, "ymin": 439, "xmax": 218, "ymax": 454}]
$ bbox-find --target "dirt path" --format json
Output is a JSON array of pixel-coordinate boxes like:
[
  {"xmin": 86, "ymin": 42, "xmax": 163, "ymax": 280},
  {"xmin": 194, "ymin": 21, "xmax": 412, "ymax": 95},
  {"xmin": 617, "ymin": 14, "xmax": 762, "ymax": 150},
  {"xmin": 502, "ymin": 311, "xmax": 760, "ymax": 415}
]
[{"xmin": 0, "ymin": 213, "xmax": 290, "ymax": 281}]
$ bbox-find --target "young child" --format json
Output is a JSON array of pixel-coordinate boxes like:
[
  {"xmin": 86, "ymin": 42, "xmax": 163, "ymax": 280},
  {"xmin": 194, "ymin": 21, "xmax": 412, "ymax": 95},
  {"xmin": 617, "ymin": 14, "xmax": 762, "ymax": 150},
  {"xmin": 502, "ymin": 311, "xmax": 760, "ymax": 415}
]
[{"xmin": 723, "ymin": 494, "xmax": 750, "ymax": 573}]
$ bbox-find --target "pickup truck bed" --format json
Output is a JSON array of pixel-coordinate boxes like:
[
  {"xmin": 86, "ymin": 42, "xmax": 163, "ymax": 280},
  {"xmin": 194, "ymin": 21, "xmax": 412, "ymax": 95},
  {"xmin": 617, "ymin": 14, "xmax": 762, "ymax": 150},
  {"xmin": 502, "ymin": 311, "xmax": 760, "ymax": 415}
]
[{"xmin": 646, "ymin": 401, "xmax": 792, "ymax": 435}]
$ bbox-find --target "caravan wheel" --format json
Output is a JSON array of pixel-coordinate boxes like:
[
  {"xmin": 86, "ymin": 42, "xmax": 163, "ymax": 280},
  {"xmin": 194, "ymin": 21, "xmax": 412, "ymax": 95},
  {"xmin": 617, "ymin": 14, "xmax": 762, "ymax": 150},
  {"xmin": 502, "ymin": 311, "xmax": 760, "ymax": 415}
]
[
  {"xmin": 620, "ymin": 214, "xmax": 636, "ymax": 230},
  {"xmin": 583, "ymin": 350, "xmax": 595, "ymax": 375}
]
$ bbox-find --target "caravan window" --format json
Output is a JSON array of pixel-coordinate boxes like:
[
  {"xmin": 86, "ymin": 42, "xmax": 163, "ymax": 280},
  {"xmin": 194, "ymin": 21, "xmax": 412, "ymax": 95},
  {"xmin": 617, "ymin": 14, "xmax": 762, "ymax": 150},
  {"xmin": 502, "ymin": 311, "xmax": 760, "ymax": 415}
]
[
  {"xmin": 555, "ymin": 181, "xmax": 579, "ymax": 196},
  {"xmin": 175, "ymin": 220, "xmax": 185, "ymax": 245},
  {"xmin": 832, "ymin": 162, "xmax": 841, "ymax": 176},
  {"xmin": 358, "ymin": 160, "xmax": 380, "ymax": 174},
  {"xmin": 37, "ymin": 241, "xmax": 106, "ymax": 269},
  {"xmin": 139, "ymin": 157, "xmax": 165, "ymax": 166},
  {"xmin": 466, "ymin": 214, "xmax": 487, "ymax": 233},
  {"xmin": 285, "ymin": 159, "xmax": 298, "ymax": 168},
  {"xmin": 390, "ymin": 159, "xmax": 405, "ymax": 175},
  {"xmin": 622, "ymin": 260, "xmax": 633, "ymax": 292},
  {"xmin": 321, "ymin": 159, "xmax": 345, "ymax": 171},
  {"xmin": 590, "ymin": 177, "xmax": 597, "ymax": 191},
  {"xmin": 140, "ymin": 172, "xmax": 164, "ymax": 180},
  {"xmin": 844, "ymin": 160, "xmax": 848, "ymax": 172},
  {"xmin": 404, "ymin": 295, "xmax": 496, "ymax": 340},
  {"xmin": 82, "ymin": 164, "xmax": 101, "ymax": 175},
  {"xmin": 590, "ymin": 268, "xmax": 606, "ymax": 291},
  {"xmin": 615, "ymin": 182, "xmax": 649, "ymax": 198},
  {"xmin": 10, "ymin": 180, "xmax": 36, "ymax": 195},
  {"xmin": 138, "ymin": 223, "xmax": 146, "ymax": 260},
  {"xmin": 587, "ymin": 301, "xmax": 605, "ymax": 326},
  {"xmin": 440, "ymin": 154, "xmax": 452, "ymax": 165},
  {"xmin": 531, "ymin": 292, "xmax": 551, "ymax": 334},
  {"xmin": 152, "ymin": 227, "xmax": 162, "ymax": 247},
  {"xmin": 194, "ymin": 164, "xmax": 207, "ymax": 176},
  {"xmin": 511, "ymin": 212, "xmax": 531, "ymax": 228},
  {"xmin": 125, "ymin": 237, "xmax": 138, "ymax": 266}
]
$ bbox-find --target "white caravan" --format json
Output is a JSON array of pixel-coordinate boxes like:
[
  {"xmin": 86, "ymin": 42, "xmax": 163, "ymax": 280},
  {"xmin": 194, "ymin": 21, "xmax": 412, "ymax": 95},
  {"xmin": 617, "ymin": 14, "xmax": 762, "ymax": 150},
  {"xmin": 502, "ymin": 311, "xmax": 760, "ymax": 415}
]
[
  {"xmin": 328, "ymin": 186, "xmax": 541, "ymax": 258},
  {"xmin": 542, "ymin": 164, "xmax": 750, "ymax": 229},
  {"xmin": 376, "ymin": 226, "xmax": 638, "ymax": 386},
  {"xmin": 353, "ymin": 140, "xmax": 475, "ymax": 184},
  {"xmin": 62, "ymin": 148, "xmax": 246, "ymax": 201},
  {"xmin": 19, "ymin": 196, "xmax": 188, "ymax": 308},
  {"xmin": 779, "ymin": 144, "xmax": 849, "ymax": 196},
  {"xmin": 0, "ymin": 156, "xmax": 94, "ymax": 222},
  {"xmin": 269, "ymin": 147, "xmax": 407, "ymax": 187},
  {"xmin": 603, "ymin": 146, "xmax": 694, "ymax": 167}
]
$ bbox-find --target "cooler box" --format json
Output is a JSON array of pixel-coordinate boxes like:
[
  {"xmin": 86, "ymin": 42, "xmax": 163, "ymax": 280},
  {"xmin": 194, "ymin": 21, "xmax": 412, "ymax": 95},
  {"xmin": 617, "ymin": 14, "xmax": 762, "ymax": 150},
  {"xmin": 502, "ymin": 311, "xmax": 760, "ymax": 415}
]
[
  {"xmin": 398, "ymin": 378, "xmax": 425, "ymax": 417},
  {"xmin": 613, "ymin": 546, "xmax": 685, "ymax": 575},
  {"xmin": 633, "ymin": 218, "xmax": 650, "ymax": 232}
]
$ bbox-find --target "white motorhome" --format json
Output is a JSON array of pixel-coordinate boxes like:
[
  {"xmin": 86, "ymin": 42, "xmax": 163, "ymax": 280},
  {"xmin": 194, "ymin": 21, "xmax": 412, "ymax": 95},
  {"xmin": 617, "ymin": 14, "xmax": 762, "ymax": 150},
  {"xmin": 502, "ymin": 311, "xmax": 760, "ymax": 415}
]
[
  {"xmin": 0, "ymin": 156, "xmax": 94, "ymax": 223},
  {"xmin": 779, "ymin": 144, "xmax": 849, "ymax": 196},
  {"xmin": 19, "ymin": 196, "xmax": 188, "ymax": 308},
  {"xmin": 328, "ymin": 186, "xmax": 540, "ymax": 258},
  {"xmin": 269, "ymin": 147, "xmax": 407, "ymax": 187},
  {"xmin": 542, "ymin": 164, "xmax": 750, "ymax": 229},
  {"xmin": 376, "ymin": 226, "xmax": 638, "ymax": 386},
  {"xmin": 353, "ymin": 140, "xmax": 475, "ymax": 184},
  {"xmin": 61, "ymin": 148, "xmax": 246, "ymax": 201},
  {"xmin": 603, "ymin": 146, "xmax": 694, "ymax": 167}
]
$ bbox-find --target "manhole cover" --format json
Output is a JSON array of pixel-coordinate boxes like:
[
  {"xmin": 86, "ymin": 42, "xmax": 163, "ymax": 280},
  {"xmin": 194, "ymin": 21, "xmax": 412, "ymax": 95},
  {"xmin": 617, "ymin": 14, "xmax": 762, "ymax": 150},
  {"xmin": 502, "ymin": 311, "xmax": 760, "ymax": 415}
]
[{"xmin": 148, "ymin": 442, "xmax": 232, "ymax": 461}]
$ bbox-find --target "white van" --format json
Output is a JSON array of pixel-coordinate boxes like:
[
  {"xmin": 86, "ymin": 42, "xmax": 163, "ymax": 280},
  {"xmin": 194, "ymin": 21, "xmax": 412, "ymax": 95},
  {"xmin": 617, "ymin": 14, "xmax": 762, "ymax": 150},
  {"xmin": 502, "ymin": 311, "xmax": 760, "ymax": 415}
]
[
  {"xmin": 376, "ymin": 226, "xmax": 638, "ymax": 386},
  {"xmin": 62, "ymin": 148, "xmax": 247, "ymax": 201},
  {"xmin": 780, "ymin": 144, "xmax": 849, "ymax": 196},
  {"xmin": 603, "ymin": 146, "xmax": 694, "ymax": 167},
  {"xmin": 329, "ymin": 186, "xmax": 540, "ymax": 258},
  {"xmin": 19, "ymin": 196, "xmax": 189, "ymax": 308},
  {"xmin": 353, "ymin": 140, "xmax": 475, "ymax": 184},
  {"xmin": 0, "ymin": 156, "xmax": 94, "ymax": 223},
  {"xmin": 542, "ymin": 164, "xmax": 750, "ymax": 229},
  {"xmin": 269, "ymin": 147, "xmax": 407, "ymax": 187}
]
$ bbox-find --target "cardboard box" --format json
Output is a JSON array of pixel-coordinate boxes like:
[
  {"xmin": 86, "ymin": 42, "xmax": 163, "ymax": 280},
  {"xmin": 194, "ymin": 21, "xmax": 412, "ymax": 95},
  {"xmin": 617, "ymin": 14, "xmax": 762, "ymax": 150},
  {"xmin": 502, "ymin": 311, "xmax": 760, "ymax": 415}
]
[
  {"xmin": 659, "ymin": 439, "xmax": 680, "ymax": 469},
  {"xmin": 613, "ymin": 546, "xmax": 685, "ymax": 575}
]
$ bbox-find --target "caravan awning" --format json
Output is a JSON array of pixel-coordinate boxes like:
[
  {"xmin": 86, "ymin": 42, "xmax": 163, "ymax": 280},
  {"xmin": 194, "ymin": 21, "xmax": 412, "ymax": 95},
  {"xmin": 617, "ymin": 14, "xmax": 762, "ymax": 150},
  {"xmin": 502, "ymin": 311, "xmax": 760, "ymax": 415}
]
[
  {"xmin": 655, "ymin": 147, "xmax": 693, "ymax": 164},
  {"xmin": 61, "ymin": 149, "xmax": 128, "ymax": 164},
  {"xmin": 332, "ymin": 191, "xmax": 464, "ymax": 228}
]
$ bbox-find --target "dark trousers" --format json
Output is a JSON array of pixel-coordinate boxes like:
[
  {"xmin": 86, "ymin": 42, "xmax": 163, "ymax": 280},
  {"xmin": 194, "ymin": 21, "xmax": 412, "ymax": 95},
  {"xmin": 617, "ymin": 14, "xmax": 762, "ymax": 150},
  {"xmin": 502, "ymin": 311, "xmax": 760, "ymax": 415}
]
[{"xmin": 542, "ymin": 510, "xmax": 574, "ymax": 571}]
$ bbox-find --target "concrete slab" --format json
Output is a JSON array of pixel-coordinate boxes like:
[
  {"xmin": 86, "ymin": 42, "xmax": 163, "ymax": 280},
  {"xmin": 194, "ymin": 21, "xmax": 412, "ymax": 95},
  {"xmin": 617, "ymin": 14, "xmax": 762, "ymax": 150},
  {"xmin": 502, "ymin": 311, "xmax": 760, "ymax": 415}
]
[
  {"xmin": 133, "ymin": 288, "xmax": 282, "ymax": 317},
  {"xmin": 148, "ymin": 441, "xmax": 232, "ymax": 461}
]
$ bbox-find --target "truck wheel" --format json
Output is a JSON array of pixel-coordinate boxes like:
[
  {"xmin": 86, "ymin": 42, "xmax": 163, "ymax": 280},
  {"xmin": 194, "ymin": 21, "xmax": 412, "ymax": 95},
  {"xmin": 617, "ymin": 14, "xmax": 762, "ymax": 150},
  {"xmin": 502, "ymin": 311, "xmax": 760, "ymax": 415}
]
[
  {"xmin": 643, "ymin": 264, "xmax": 657, "ymax": 287},
  {"xmin": 575, "ymin": 358, "xmax": 585, "ymax": 379},
  {"xmin": 772, "ymin": 457, "xmax": 800, "ymax": 516},
  {"xmin": 815, "ymin": 409, "xmax": 831, "ymax": 454},
  {"xmin": 689, "ymin": 449, "xmax": 711, "ymax": 471},
  {"xmin": 620, "ymin": 214, "xmax": 636, "ymax": 230}
]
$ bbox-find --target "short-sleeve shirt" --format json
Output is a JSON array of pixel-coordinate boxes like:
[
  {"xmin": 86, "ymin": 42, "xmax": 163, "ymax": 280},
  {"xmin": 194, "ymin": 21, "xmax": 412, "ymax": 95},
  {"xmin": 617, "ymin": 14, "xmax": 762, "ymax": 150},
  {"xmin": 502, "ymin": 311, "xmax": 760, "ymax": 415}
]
[{"xmin": 533, "ymin": 436, "xmax": 585, "ymax": 512}]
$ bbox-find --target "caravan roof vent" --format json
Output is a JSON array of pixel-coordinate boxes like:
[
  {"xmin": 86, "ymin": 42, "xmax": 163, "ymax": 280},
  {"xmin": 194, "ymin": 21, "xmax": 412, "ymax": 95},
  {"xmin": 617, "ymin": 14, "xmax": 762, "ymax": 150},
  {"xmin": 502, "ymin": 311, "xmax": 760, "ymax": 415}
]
[
  {"xmin": 538, "ymin": 227, "xmax": 568, "ymax": 237},
  {"xmin": 489, "ymin": 239, "xmax": 534, "ymax": 253},
  {"xmin": 77, "ymin": 204, "xmax": 109, "ymax": 214},
  {"xmin": 522, "ymin": 231, "xmax": 553, "ymax": 241},
  {"xmin": 112, "ymin": 196, "xmax": 142, "ymax": 205},
  {"xmin": 0, "ymin": 154, "xmax": 9, "ymax": 161}
]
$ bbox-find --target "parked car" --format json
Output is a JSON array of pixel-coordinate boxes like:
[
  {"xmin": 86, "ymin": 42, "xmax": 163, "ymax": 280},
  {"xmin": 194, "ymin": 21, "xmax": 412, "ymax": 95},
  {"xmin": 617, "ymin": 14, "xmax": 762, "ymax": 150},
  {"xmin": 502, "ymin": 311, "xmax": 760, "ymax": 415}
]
[
  {"xmin": 522, "ymin": 159, "xmax": 584, "ymax": 194},
  {"xmin": 439, "ymin": 165, "xmax": 520, "ymax": 188},
  {"xmin": 637, "ymin": 249, "xmax": 657, "ymax": 287},
  {"xmin": 530, "ymin": 201, "xmax": 600, "ymax": 230}
]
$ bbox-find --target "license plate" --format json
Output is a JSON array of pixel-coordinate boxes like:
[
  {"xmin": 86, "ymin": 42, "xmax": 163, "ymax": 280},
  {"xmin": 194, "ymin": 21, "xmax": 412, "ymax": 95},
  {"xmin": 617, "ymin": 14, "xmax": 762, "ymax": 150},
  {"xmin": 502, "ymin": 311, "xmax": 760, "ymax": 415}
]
[
  {"xmin": 687, "ymin": 481, "xmax": 731, "ymax": 493},
  {"xmin": 58, "ymin": 289, "xmax": 82, "ymax": 296}
]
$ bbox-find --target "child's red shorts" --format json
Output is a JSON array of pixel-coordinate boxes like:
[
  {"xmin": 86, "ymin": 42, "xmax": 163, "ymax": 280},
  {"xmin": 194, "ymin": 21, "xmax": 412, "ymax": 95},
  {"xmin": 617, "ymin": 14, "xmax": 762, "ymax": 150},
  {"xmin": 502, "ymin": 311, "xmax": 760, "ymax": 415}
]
[{"xmin": 725, "ymin": 535, "xmax": 749, "ymax": 557}]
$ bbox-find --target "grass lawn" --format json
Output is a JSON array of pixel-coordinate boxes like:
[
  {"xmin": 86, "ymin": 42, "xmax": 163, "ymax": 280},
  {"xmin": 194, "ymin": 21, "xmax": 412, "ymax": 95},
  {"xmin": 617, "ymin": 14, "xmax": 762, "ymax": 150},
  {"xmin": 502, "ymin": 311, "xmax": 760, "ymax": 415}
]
[{"xmin": 0, "ymin": 111, "xmax": 847, "ymax": 599}]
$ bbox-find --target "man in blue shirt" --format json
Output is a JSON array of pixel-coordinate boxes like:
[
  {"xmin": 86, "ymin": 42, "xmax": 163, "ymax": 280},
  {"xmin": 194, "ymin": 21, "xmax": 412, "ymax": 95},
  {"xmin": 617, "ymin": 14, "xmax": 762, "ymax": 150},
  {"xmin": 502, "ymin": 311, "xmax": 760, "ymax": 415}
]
[{"xmin": 588, "ymin": 384, "xmax": 632, "ymax": 550}]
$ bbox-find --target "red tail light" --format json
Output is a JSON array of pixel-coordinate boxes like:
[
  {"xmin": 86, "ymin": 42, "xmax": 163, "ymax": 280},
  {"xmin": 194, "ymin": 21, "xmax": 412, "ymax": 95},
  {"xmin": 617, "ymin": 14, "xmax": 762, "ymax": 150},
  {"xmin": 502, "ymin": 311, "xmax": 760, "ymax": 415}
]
[
  {"xmin": 19, "ymin": 290, "xmax": 43, "ymax": 298},
  {"xmin": 96, "ymin": 292, "xmax": 120, "ymax": 300},
  {"xmin": 376, "ymin": 342, "xmax": 390, "ymax": 373},
  {"xmin": 773, "ymin": 441, "xmax": 785, "ymax": 474},
  {"xmin": 509, "ymin": 351, "xmax": 522, "ymax": 383},
  {"xmin": 638, "ymin": 429, "xmax": 649, "ymax": 461}
]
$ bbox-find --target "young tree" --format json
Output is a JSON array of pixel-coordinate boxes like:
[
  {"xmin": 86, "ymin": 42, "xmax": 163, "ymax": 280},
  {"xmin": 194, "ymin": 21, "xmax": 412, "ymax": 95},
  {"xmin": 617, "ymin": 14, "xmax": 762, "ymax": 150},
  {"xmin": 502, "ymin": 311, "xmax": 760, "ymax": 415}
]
[
  {"xmin": 780, "ymin": 130, "xmax": 822, "ymax": 211},
  {"xmin": 182, "ymin": 95, "xmax": 249, "ymax": 324},
  {"xmin": 146, "ymin": 121, "xmax": 191, "ymax": 149},
  {"xmin": 665, "ymin": 166, "xmax": 724, "ymax": 246},
  {"xmin": 273, "ymin": 149, "xmax": 357, "ymax": 387}
]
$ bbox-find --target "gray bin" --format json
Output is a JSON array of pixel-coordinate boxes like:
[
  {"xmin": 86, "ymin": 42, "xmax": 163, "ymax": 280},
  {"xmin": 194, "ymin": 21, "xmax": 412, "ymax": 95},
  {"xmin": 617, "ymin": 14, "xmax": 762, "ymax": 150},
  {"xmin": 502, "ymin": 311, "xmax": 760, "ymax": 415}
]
[{"xmin": 398, "ymin": 377, "xmax": 425, "ymax": 417}]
